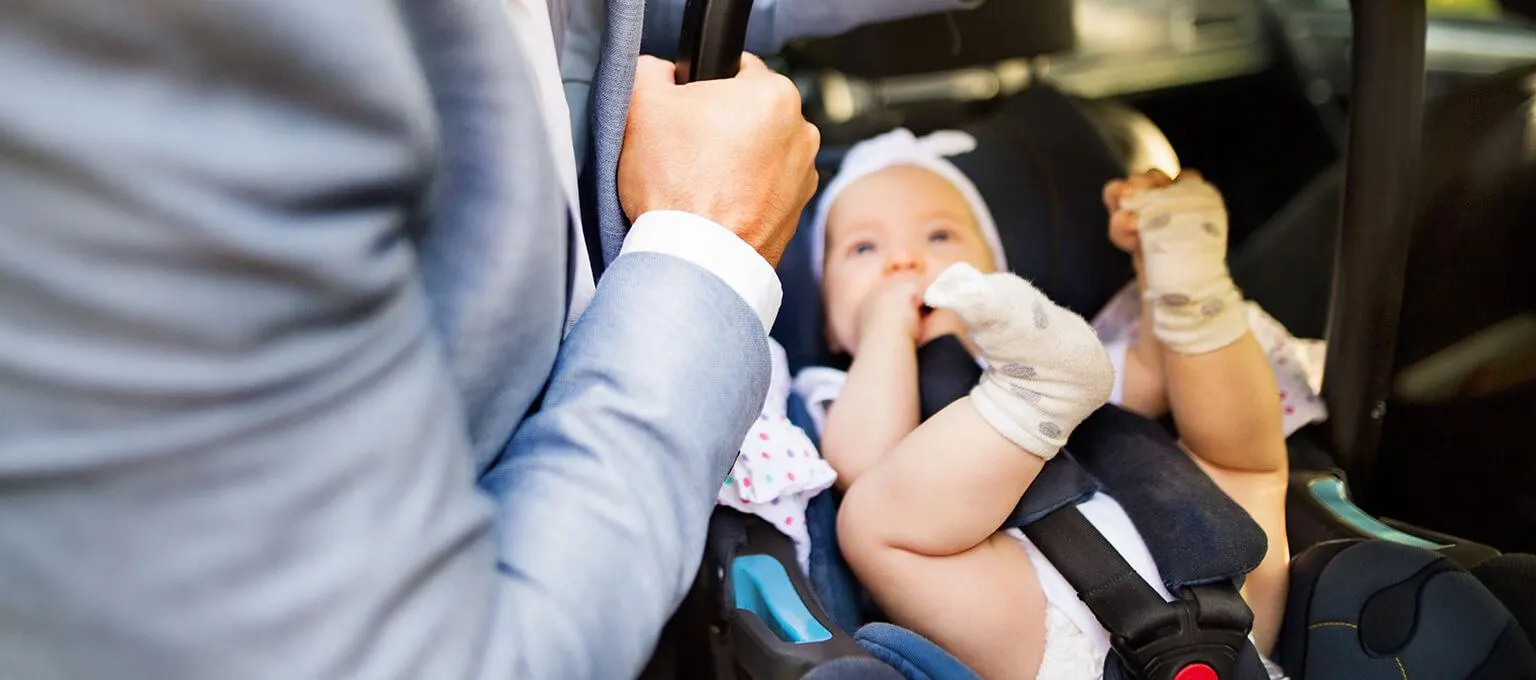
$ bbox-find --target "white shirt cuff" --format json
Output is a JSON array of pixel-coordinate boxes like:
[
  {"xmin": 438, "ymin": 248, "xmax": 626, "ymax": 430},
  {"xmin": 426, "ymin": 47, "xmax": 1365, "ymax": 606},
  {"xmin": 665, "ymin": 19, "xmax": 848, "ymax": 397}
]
[{"xmin": 620, "ymin": 210, "xmax": 783, "ymax": 336}]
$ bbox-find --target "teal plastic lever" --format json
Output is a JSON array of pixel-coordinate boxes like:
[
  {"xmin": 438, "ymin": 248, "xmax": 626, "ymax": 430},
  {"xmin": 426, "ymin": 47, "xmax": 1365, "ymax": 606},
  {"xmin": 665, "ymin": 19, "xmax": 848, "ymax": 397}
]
[
  {"xmin": 1308, "ymin": 477, "xmax": 1449, "ymax": 551},
  {"xmin": 732, "ymin": 554, "xmax": 834, "ymax": 644}
]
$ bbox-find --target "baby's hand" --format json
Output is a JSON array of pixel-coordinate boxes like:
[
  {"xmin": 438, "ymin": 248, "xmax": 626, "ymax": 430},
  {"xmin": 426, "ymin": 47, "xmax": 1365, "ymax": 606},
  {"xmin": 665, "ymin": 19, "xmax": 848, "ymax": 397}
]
[
  {"xmin": 1117, "ymin": 172, "xmax": 1230, "ymax": 299},
  {"xmin": 1115, "ymin": 172, "xmax": 1248, "ymax": 355},
  {"xmin": 1102, "ymin": 169, "xmax": 1176, "ymax": 255},
  {"xmin": 855, "ymin": 278, "xmax": 924, "ymax": 349}
]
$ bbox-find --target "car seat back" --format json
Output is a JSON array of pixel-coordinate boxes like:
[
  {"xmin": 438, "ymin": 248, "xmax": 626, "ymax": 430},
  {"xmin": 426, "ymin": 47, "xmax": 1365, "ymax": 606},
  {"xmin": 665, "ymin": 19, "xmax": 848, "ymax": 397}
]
[{"xmin": 1279, "ymin": 539, "xmax": 1536, "ymax": 680}]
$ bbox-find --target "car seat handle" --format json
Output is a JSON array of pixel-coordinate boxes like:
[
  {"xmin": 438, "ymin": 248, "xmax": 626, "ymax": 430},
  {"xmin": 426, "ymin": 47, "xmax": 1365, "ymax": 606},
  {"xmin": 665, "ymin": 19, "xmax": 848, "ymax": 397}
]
[{"xmin": 674, "ymin": 0, "xmax": 755, "ymax": 83}]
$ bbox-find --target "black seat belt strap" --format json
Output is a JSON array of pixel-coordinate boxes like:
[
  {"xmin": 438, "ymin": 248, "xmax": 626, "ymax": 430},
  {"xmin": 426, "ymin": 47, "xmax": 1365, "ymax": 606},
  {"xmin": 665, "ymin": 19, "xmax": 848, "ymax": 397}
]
[
  {"xmin": 1024, "ymin": 504, "xmax": 1176, "ymax": 637},
  {"xmin": 1023, "ymin": 506, "xmax": 1253, "ymax": 680}
]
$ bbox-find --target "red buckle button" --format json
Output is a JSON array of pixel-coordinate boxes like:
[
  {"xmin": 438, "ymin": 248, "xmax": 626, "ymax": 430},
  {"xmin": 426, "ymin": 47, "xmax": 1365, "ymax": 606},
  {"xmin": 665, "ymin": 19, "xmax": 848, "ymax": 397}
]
[{"xmin": 1173, "ymin": 663, "xmax": 1218, "ymax": 680}]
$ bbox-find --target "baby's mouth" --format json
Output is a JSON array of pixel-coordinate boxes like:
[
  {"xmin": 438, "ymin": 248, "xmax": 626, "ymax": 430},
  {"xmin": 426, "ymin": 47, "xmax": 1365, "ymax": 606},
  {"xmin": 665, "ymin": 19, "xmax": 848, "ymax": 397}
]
[{"xmin": 919, "ymin": 304, "xmax": 935, "ymax": 319}]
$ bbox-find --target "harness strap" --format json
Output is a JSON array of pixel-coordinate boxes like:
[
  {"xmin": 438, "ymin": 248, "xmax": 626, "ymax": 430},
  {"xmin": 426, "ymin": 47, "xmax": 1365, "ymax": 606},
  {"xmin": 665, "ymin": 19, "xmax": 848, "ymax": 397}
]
[{"xmin": 1024, "ymin": 506, "xmax": 1253, "ymax": 680}]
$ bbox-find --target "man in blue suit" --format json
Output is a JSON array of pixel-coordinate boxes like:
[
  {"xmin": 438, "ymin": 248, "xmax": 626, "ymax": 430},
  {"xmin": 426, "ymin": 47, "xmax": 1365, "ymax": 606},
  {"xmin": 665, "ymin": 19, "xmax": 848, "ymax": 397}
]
[{"xmin": 0, "ymin": 1, "xmax": 975, "ymax": 679}]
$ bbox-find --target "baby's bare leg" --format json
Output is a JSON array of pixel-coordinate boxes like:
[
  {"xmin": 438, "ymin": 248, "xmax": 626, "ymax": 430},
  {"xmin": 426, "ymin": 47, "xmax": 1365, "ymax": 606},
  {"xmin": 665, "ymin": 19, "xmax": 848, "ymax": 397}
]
[
  {"xmin": 1170, "ymin": 344, "xmax": 1290, "ymax": 654},
  {"xmin": 1123, "ymin": 177, "xmax": 1290, "ymax": 653},
  {"xmin": 839, "ymin": 399, "xmax": 1048, "ymax": 680},
  {"xmin": 839, "ymin": 263, "xmax": 1114, "ymax": 679}
]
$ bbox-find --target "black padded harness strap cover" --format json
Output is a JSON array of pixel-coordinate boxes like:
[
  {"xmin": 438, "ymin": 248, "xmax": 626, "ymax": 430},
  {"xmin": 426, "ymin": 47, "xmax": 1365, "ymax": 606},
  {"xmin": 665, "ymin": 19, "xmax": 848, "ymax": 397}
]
[{"xmin": 1062, "ymin": 407, "xmax": 1268, "ymax": 589}]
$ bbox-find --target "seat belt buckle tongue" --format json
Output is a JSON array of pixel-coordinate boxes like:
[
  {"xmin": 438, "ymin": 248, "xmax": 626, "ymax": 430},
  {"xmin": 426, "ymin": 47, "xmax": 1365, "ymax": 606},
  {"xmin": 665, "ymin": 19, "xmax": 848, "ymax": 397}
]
[{"xmin": 1110, "ymin": 598, "xmax": 1249, "ymax": 680}]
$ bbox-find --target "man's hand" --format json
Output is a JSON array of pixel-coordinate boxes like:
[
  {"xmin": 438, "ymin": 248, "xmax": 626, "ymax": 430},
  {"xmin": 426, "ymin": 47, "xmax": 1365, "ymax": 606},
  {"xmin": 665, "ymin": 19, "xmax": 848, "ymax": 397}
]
[{"xmin": 620, "ymin": 53, "xmax": 820, "ymax": 268}]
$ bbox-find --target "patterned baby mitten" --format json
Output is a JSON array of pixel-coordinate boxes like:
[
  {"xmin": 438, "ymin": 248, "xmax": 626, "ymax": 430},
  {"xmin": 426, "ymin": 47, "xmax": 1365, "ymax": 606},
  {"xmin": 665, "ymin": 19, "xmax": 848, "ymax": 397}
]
[{"xmin": 923, "ymin": 263, "xmax": 1114, "ymax": 459}]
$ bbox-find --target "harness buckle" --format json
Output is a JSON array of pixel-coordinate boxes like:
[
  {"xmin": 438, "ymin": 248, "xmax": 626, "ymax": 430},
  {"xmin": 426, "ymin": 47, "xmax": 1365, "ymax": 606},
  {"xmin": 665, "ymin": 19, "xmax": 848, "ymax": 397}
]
[{"xmin": 1109, "ymin": 589, "xmax": 1252, "ymax": 680}]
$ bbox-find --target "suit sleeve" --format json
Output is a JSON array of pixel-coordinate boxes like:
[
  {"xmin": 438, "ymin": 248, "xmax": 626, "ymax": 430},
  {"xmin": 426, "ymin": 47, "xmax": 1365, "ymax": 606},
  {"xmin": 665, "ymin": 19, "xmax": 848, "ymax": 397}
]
[
  {"xmin": 0, "ymin": 3, "xmax": 507, "ymax": 679},
  {"xmin": 477, "ymin": 251, "xmax": 771, "ymax": 680}
]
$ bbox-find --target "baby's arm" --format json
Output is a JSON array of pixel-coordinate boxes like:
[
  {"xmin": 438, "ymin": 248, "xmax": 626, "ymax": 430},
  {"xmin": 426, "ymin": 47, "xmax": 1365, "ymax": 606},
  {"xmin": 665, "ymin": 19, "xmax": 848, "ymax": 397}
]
[
  {"xmin": 1108, "ymin": 171, "xmax": 1290, "ymax": 653},
  {"xmin": 837, "ymin": 265, "xmax": 1114, "ymax": 680},
  {"xmin": 1105, "ymin": 176, "xmax": 1171, "ymax": 419},
  {"xmin": 820, "ymin": 280, "xmax": 923, "ymax": 489},
  {"xmin": 1120, "ymin": 270, "xmax": 1171, "ymax": 418}
]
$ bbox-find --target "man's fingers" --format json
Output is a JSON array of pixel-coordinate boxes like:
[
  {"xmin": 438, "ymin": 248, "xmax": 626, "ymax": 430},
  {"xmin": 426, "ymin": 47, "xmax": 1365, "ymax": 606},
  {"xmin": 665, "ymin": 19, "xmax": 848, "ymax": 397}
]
[
  {"xmin": 634, "ymin": 55, "xmax": 677, "ymax": 86},
  {"xmin": 1177, "ymin": 168, "xmax": 1204, "ymax": 183}
]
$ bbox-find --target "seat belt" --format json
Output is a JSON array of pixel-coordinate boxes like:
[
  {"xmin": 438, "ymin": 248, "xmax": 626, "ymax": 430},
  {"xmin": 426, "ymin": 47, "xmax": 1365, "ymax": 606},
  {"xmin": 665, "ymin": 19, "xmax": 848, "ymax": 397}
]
[{"xmin": 1023, "ymin": 506, "xmax": 1254, "ymax": 680}]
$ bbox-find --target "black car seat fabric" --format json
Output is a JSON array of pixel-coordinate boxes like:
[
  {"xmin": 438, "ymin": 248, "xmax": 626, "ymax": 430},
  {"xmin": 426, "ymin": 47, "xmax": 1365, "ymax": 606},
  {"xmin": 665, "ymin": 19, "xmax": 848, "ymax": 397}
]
[
  {"xmin": 1228, "ymin": 164, "xmax": 1341, "ymax": 341},
  {"xmin": 950, "ymin": 86, "xmax": 1136, "ymax": 320},
  {"xmin": 1278, "ymin": 539, "xmax": 1536, "ymax": 680},
  {"xmin": 770, "ymin": 84, "xmax": 1134, "ymax": 374}
]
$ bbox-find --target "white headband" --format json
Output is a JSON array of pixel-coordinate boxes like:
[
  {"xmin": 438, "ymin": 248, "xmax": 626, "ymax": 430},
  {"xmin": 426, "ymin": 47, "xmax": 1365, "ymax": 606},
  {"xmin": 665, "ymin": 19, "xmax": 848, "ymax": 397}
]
[{"xmin": 808, "ymin": 128, "xmax": 1008, "ymax": 281}]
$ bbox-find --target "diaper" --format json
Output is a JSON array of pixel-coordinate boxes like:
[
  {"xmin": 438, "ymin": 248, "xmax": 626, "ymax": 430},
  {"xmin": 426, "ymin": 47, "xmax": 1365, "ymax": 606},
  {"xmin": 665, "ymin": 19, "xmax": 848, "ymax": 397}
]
[{"xmin": 1037, "ymin": 602, "xmax": 1107, "ymax": 680}]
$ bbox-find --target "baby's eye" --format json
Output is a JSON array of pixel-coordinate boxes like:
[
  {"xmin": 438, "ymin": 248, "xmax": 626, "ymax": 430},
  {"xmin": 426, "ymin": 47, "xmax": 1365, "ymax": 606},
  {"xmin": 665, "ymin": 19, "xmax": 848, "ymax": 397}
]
[
  {"xmin": 849, "ymin": 241, "xmax": 876, "ymax": 256},
  {"xmin": 928, "ymin": 229, "xmax": 955, "ymax": 244}
]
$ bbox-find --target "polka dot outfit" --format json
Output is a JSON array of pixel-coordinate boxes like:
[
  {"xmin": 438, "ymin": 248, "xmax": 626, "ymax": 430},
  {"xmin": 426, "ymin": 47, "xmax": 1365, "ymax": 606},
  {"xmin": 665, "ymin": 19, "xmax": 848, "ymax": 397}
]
[{"xmin": 716, "ymin": 340, "xmax": 838, "ymax": 576}]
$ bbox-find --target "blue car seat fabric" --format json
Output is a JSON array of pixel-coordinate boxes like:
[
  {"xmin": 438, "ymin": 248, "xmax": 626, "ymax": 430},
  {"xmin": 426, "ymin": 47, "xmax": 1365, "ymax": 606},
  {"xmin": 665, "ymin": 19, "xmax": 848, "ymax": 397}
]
[
  {"xmin": 1278, "ymin": 539, "xmax": 1536, "ymax": 680},
  {"xmin": 854, "ymin": 623, "xmax": 983, "ymax": 680}
]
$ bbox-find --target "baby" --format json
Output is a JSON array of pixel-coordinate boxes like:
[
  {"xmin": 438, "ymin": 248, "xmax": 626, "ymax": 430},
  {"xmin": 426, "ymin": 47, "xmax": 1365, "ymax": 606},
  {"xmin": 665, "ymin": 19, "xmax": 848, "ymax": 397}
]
[{"xmin": 806, "ymin": 128, "xmax": 1311, "ymax": 680}]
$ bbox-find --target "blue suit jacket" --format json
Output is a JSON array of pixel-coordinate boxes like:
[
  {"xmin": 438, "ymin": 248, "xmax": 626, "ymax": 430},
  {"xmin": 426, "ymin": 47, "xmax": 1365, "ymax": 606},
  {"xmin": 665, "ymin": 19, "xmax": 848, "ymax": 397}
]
[{"xmin": 0, "ymin": 1, "xmax": 766, "ymax": 679}]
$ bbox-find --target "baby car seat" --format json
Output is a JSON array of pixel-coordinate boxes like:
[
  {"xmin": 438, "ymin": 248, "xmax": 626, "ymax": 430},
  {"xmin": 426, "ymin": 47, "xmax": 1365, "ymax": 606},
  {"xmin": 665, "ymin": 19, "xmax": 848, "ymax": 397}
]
[{"xmin": 645, "ymin": 76, "xmax": 1536, "ymax": 680}]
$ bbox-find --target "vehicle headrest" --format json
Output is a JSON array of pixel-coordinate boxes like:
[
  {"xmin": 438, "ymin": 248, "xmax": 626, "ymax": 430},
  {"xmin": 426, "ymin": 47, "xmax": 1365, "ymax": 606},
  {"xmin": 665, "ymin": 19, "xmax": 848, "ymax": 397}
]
[
  {"xmin": 771, "ymin": 83, "xmax": 1131, "ymax": 374},
  {"xmin": 785, "ymin": 0, "xmax": 1075, "ymax": 80}
]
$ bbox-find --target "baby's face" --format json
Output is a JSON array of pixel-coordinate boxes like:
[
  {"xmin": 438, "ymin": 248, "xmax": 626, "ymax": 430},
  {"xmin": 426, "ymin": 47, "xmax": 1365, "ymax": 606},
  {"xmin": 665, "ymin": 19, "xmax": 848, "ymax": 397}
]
[{"xmin": 822, "ymin": 165, "xmax": 998, "ymax": 354}]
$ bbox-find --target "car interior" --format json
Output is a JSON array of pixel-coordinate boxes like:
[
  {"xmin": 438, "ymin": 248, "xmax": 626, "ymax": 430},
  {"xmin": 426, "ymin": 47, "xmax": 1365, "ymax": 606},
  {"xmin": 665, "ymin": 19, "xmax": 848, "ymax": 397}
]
[{"xmin": 642, "ymin": 1, "xmax": 1536, "ymax": 678}]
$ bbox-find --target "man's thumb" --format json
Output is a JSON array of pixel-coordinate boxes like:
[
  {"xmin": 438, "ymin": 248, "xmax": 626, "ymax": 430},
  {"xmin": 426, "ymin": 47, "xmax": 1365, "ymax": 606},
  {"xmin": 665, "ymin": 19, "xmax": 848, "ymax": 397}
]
[{"xmin": 633, "ymin": 55, "xmax": 678, "ymax": 87}]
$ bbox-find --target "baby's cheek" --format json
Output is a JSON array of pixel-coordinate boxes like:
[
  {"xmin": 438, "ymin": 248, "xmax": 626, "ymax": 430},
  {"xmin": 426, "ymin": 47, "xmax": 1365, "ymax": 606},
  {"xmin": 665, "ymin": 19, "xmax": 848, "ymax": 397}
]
[
  {"xmin": 821, "ymin": 287, "xmax": 860, "ymax": 354},
  {"xmin": 966, "ymin": 248, "xmax": 999, "ymax": 274}
]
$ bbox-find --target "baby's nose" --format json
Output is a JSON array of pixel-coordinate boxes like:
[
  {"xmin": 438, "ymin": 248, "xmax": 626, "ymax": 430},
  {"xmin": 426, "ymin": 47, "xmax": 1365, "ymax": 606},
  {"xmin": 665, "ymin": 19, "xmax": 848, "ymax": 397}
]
[{"xmin": 884, "ymin": 250, "xmax": 924, "ymax": 275}]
